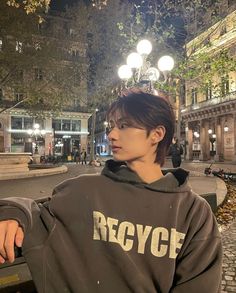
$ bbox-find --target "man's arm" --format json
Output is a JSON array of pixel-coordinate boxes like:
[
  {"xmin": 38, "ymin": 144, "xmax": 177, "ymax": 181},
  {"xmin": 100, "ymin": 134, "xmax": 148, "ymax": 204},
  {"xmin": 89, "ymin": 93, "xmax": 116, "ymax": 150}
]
[{"xmin": 0, "ymin": 197, "xmax": 41, "ymax": 264}]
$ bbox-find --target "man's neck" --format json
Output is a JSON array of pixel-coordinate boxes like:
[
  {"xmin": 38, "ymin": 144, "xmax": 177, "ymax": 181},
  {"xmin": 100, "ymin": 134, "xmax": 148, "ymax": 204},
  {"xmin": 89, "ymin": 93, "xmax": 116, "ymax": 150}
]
[{"xmin": 126, "ymin": 161, "xmax": 163, "ymax": 184}]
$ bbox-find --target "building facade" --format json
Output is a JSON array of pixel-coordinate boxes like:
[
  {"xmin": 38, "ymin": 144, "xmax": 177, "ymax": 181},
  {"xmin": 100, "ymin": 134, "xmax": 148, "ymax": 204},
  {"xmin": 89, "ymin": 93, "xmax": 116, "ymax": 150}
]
[
  {"xmin": 87, "ymin": 110, "xmax": 110, "ymax": 158},
  {"xmin": 182, "ymin": 4, "xmax": 236, "ymax": 162},
  {"xmin": 0, "ymin": 109, "xmax": 90, "ymax": 157},
  {"xmin": 0, "ymin": 8, "xmax": 90, "ymax": 158}
]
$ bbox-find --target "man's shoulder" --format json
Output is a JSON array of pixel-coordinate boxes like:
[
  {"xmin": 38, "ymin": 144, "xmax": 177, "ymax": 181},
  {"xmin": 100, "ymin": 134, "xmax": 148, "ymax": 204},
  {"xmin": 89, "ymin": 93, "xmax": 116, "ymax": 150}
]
[{"xmin": 59, "ymin": 173, "xmax": 106, "ymax": 187}]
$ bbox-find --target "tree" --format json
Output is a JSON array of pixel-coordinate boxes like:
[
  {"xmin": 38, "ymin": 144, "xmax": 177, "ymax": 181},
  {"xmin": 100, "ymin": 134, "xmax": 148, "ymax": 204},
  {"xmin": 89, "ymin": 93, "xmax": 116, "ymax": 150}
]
[
  {"xmin": 6, "ymin": 0, "xmax": 50, "ymax": 15},
  {"xmin": 0, "ymin": 1, "xmax": 88, "ymax": 117}
]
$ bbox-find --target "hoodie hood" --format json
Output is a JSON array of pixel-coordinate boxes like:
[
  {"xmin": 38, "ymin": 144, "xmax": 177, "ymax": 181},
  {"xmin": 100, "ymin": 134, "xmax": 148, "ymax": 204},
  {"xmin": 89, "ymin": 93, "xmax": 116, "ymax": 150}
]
[{"xmin": 101, "ymin": 159, "xmax": 191, "ymax": 193}]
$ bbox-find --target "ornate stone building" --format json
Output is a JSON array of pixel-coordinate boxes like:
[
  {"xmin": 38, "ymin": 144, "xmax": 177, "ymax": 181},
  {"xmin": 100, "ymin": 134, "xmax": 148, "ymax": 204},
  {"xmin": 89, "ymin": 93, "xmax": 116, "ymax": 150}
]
[{"xmin": 182, "ymin": 3, "xmax": 236, "ymax": 161}]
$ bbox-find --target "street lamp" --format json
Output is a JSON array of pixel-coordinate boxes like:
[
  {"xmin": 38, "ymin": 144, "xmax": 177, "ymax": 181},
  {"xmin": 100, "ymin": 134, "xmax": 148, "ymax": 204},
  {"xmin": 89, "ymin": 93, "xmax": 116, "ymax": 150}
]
[
  {"xmin": 224, "ymin": 125, "xmax": 229, "ymax": 132},
  {"xmin": 118, "ymin": 39, "xmax": 174, "ymax": 91},
  {"xmin": 209, "ymin": 133, "xmax": 216, "ymax": 157},
  {"xmin": 103, "ymin": 121, "xmax": 109, "ymax": 155},
  {"xmin": 90, "ymin": 108, "xmax": 99, "ymax": 163},
  {"xmin": 27, "ymin": 123, "xmax": 46, "ymax": 154},
  {"xmin": 193, "ymin": 131, "xmax": 200, "ymax": 138}
]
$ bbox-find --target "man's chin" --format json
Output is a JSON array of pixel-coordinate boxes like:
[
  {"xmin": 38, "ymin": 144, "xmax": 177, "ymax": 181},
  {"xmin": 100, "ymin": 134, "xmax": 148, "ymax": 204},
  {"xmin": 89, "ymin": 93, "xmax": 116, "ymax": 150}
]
[
  {"xmin": 112, "ymin": 154, "xmax": 124, "ymax": 162},
  {"xmin": 112, "ymin": 156, "xmax": 122, "ymax": 162}
]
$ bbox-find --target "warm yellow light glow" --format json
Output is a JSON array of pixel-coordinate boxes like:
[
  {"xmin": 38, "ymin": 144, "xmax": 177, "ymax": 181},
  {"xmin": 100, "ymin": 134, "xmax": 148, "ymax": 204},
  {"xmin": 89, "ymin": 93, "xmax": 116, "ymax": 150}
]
[
  {"xmin": 137, "ymin": 39, "xmax": 152, "ymax": 55},
  {"xmin": 118, "ymin": 65, "xmax": 133, "ymax": 79},
  {"xmin": 157, "ymin": 55, "xmax": 175, "ymax": 71},
  {"xmin": 127, "ymin": 52, "xmax": 143, "ymax": 69}
]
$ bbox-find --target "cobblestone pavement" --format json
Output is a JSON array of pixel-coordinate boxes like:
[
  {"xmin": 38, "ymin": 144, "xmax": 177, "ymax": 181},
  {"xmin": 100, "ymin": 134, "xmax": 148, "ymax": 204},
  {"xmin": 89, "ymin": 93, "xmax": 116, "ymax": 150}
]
[{"xmin": 221, "ymin": 219, "xmax": 236, "ymax": 293}]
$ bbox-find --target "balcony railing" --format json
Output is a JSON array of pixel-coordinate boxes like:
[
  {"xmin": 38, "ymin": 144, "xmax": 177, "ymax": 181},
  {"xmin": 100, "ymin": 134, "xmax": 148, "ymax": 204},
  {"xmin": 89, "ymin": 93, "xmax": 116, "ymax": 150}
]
[{"xmin": 181, "ymin": 91, "xmax": 236, "ymax": 113}]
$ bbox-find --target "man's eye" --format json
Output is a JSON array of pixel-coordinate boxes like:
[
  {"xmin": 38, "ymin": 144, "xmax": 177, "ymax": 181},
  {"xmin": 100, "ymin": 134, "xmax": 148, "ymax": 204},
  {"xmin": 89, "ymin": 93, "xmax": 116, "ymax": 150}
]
[
  {"xmin": 120, "ymin": 123, "xmax": 129, "ymax": 129},
  {"xmin": 106, "ymin": 126, "xmax": 113, "ymax": 134}
]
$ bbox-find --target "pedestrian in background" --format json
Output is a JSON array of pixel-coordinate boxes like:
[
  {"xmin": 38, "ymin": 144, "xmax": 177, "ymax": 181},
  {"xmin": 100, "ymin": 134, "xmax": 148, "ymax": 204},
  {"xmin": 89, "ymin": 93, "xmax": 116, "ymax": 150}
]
[
  {"xmin": 74, "ymin": 149, "xmax": 81, "ymax": 164},
  {"xmin": 169, "ymin": 137, "xmax": 183, "ymax": 168},
  {"xmin": 0, "ymin": 89, "xmax": 222, "ymax": 293},
  {"xmin": 81, "ymin": 149, "xmax": 87, "ymax": 165}
]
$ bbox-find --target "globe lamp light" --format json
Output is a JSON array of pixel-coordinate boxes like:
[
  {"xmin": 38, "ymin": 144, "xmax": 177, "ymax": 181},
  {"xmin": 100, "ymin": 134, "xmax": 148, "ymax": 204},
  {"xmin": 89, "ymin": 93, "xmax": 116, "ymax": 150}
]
[
  {"xmin": 118, "ymin": 65, "xmax": 133, "ymax": 80},
  {"xmin": 157, "ymin": 55, "xmax": 175, "ymax": 71},
  {"xmin": 127, "ymin": 52, "xmax": 143, "ymax": 69},
  {"xmin": 137, "ymin": 39, "xmax": 152, "ymax": 55}
]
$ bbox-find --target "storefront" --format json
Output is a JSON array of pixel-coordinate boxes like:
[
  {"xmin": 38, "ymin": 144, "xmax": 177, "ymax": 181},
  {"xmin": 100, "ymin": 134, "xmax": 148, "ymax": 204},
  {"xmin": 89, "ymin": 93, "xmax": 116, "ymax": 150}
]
[{"xmin": 1, "ymin": 110, "xmax": 91, "ymax": 157}]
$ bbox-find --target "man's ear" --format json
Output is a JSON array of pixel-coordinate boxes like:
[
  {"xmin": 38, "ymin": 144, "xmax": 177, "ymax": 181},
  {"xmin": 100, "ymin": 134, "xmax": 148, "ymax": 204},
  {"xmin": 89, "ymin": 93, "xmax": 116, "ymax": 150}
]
[{"xmin": 151, "ymin": 126, "xmax": 166, "ymax": 144}]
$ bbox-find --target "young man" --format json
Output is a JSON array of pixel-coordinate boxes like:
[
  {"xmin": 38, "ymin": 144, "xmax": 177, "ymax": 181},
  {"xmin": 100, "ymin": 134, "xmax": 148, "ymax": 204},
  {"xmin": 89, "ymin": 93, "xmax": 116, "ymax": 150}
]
[{"xmin": 0, "ymin": 89, "xmax": 222, "ymax": 293}]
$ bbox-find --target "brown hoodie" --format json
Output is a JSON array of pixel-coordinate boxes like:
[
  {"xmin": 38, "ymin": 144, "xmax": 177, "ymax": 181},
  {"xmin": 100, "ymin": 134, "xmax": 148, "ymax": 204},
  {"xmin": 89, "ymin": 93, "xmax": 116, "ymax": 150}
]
[{"xmin": 0, "ymin": 160, "xmax": 222, "ymax": 293}]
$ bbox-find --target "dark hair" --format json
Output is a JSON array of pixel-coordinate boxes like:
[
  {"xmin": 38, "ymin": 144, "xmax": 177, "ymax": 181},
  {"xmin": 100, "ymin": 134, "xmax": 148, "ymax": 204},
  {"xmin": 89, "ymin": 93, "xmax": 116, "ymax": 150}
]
[{"xmin": 106, "ymin": 88, "xmax": 175, "ymax": 166}]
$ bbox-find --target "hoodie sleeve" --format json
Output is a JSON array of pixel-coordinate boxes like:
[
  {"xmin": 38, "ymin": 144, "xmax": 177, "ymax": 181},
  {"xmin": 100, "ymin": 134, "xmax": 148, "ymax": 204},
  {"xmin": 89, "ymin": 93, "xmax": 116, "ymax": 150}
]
[
  {"xmin": 171, "ymin": 200, "xmax": 222, "ymax": 293},
  {"xmin": 0, "ymin": 197, "xmax": 41, "ymax": 232}
]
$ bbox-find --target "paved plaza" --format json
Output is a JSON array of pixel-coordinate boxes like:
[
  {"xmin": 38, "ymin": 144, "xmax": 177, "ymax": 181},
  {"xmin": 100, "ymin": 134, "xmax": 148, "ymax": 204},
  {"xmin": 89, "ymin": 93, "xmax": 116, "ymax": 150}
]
[{"xmin": 0, "ymin": 160, "xmax": 235, "ymax": 292}]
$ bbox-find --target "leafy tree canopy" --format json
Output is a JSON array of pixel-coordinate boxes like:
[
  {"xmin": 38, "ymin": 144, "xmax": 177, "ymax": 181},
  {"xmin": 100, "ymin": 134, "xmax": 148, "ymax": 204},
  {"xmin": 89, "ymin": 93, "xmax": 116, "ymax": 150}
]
[{"xmin": 6, "ymin": 0, "xmax": 50, "ymax": 15}]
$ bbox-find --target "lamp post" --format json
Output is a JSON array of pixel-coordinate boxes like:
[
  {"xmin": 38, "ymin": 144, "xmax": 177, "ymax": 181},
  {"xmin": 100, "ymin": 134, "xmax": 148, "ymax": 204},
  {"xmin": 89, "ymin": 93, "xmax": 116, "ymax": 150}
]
[
  {"xmin": 90, "ymin": 108, "xmax": 99, "ymax": 163},
  {"xmin": 117, "ymin": 39, "xmax": 174, "ymax": 92},
  {"xmin": 209, "ymin": 133, "xmax": 216, "ymax": 157},
  {"xmin": 103, "ymin": 121, "xmax": 109, "ymax": 155},
  {"xmin": 27, "ymin": 123, "xmax": 46, "ymax": 155}
]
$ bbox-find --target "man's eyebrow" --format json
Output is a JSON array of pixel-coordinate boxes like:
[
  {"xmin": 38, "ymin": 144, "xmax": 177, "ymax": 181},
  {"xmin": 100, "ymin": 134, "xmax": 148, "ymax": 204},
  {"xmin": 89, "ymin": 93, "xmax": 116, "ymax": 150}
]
[
  {"xmin": 116, "ymin": 117, "xmax": 132, "ymax": 123},
  {"xmin": 108, "ymin": 117, "xmax": 129, "ymax": 123}
]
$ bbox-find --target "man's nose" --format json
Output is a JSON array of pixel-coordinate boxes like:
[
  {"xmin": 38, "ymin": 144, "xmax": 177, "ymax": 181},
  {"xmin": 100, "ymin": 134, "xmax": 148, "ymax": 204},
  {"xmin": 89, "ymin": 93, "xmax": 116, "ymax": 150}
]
[{"xmin": 108, "ymin": 127, "xmax": 119, "ymax": 141}]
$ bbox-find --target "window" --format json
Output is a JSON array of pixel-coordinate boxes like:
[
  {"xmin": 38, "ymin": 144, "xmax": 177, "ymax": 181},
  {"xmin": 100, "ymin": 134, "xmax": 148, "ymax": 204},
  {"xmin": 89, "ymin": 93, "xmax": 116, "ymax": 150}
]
[
  {"xmin": 69, "ymin": 49, "xmax": 80, "ymax": 59},
  {"xmin": 73, "ymin": 99, "xmax": 79, "ymax": 107},
  {"xmin": 11, "ymin": 135, "xmax": 24, "ymax": 145},
  {"xmin": 35, "ymin": 68, "xmax": 43, "ymax": 80},
  {"xmin": 71, "ymin": 120, "xmax": 81, "ymax": 131},
  {"xmin": 205, "ymin": 84, "xmax": 212, "ymax": 100},
  {"xmin": 221, "ymin": 76, "xmax": 229, "ymax": 96},
  {"xmin": 0, "ymin": 39, "xmax": 2, "ymax": 51},
  {"xmin": 23, "ymin": 117, "xmax": 33, "ymax": 129},
  {"xmin": 52, "ymin": 119, "xmax": 80, "ymax": 131},
  {"xmin": 15, "ymin": 92, "xmax": 24, "ymax": 102},
  {"xmin": 11, "ymin": 117, "xmax": 23, "ymax": 129},
  {"xmin": 62, "ymin": 120, "xmax": 71, "ymax": 131},
  {"xmin": 16, "ymin": 41, "xmax": 23, "ymax": 53},
  {"xmin": 191, "ymin": 88, "xmax": 198, "ymax": 105},
  {"xmin": 52, "ymin": 119, "xmax": 61, "ymax": 131}
]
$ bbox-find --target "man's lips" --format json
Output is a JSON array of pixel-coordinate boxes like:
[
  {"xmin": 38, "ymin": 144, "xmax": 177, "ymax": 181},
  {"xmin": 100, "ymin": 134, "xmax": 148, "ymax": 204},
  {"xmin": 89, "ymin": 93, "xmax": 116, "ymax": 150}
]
[{"xmin": 111, "ymin": 146, "xmax": 121, "ymax": 152}]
